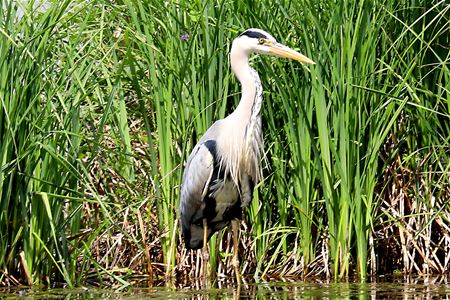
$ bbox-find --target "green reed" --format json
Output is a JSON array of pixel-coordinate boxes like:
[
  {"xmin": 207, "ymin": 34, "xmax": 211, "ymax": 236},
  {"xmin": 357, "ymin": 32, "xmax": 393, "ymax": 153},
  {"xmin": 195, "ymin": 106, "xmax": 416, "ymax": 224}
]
[
  {"xmin": 1, "ymin": 0, "xmax": 448, "ymax": 286},
  {"xmin": 0, "ymin": 0, "xmax": 86, "ymax": 285}
]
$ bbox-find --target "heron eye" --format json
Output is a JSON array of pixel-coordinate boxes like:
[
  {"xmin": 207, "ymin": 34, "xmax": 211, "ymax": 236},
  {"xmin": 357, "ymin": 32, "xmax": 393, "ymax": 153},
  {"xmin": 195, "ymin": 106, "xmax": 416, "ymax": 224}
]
[{"xmin": 258, "ymin": 38, "xmax": 265, "ymax": 45}]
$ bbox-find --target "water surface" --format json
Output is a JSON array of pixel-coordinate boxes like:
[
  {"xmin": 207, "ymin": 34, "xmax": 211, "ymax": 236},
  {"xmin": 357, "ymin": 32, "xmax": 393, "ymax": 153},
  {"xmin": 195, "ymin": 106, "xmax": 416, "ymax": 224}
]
[{"xmin": 1, "ymin": 276, "xmax": 449, "ymax": 299}]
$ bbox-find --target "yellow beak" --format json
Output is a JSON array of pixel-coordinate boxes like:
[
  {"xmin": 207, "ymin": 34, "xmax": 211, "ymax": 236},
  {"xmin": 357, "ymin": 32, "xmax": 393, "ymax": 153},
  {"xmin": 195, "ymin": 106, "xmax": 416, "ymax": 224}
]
[{"xmin": 269, "ymin": 43, "xmax": 315, "ymax": 64}]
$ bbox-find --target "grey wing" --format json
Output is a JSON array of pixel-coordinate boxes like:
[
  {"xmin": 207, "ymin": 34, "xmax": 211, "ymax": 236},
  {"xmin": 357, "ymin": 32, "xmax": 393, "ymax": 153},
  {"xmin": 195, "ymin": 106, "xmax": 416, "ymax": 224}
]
[{"xmin": 180, "ymin": 142, "xmax": 215, "ymax": 233}]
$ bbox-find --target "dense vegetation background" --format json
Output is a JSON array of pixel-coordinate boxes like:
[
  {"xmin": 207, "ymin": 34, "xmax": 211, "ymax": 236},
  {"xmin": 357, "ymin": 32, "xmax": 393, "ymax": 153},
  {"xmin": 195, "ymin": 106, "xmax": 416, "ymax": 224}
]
[{"xmin": 0, "ymin": 0, "xmax": 449, "ymax": 287}]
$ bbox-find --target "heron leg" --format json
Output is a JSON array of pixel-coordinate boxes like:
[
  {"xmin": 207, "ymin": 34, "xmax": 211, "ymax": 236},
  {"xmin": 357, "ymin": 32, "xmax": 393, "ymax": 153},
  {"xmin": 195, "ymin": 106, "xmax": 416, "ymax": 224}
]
[
  {"xmin": 231, "ymin": 219, "xmax": 241, "ymax": 285},
  {"xmin": 202, "ymin": 218, "xmax": 209, "ymax": 287}
]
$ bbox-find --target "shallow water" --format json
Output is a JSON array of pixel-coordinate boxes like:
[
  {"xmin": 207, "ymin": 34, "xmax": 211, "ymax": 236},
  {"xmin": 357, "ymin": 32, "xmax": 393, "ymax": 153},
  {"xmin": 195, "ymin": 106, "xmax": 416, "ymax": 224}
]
[{"xmin": 1, "ymin": 276, "xmax": 450, "ymax": 299}]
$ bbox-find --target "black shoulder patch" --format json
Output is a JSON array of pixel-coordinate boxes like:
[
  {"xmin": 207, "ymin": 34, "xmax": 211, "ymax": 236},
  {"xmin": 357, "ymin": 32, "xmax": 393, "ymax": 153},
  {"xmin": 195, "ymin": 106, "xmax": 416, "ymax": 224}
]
[
  {"xmin": 240, "ymin": 30, "xmax": 268, "ymax": 39},
  {"xmin": 203, "ymin": 140, "xmax": 217, "ymax": 159}
]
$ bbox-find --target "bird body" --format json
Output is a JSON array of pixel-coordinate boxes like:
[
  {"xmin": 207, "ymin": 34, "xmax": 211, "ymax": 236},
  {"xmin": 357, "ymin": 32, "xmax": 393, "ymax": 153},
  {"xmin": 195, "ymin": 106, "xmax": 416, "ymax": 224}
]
[
  {"xmin": 180, "ymin": 104, "xmax": 261, "ymax": 249},
  {"xmin": 179, "ymin": 28, "xmax": 314, "ymax": 282}
]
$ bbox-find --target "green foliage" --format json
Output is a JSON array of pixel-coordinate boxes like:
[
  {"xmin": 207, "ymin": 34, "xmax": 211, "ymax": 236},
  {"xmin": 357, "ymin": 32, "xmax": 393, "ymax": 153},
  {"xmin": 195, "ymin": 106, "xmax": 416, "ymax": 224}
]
[{"xmin": 0, "ymin": 0, "xmax": 448, "ymax": 286}]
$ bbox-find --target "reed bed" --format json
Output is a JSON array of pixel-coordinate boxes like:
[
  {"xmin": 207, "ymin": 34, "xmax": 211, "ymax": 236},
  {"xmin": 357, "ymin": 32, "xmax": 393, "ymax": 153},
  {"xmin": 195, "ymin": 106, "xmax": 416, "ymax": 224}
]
[{"xmin": 0, "ymin": 0, "xmax": 449, "ymax": 287}]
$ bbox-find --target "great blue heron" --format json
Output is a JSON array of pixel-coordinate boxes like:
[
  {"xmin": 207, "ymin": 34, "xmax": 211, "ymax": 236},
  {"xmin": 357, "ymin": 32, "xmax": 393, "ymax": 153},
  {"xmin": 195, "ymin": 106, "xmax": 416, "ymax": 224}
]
[{"xmin": 180, "ymin": 28, "xmax": 314, "ymax": 284}]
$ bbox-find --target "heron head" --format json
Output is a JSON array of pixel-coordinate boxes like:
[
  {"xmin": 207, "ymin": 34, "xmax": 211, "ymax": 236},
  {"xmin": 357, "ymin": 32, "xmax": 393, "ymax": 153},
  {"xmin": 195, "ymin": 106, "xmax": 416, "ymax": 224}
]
[{"xmin": 232, "ymin": 28, "xmax": 315, "ymax": 64}]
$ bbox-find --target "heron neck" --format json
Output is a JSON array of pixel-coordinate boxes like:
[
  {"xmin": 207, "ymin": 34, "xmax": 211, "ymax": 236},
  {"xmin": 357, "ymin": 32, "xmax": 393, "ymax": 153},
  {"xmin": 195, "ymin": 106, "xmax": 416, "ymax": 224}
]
[{"xmin": 230, "ymin": 50, "xmax": 262, "ymax": 121}]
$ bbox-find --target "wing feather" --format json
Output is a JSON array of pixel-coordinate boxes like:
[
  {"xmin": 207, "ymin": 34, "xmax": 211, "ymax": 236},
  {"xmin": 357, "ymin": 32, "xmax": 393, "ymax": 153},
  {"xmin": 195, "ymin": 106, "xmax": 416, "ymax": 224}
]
[{"xmin": 180, "ymin": 141, "xmax": 215, "ymax": 234}]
